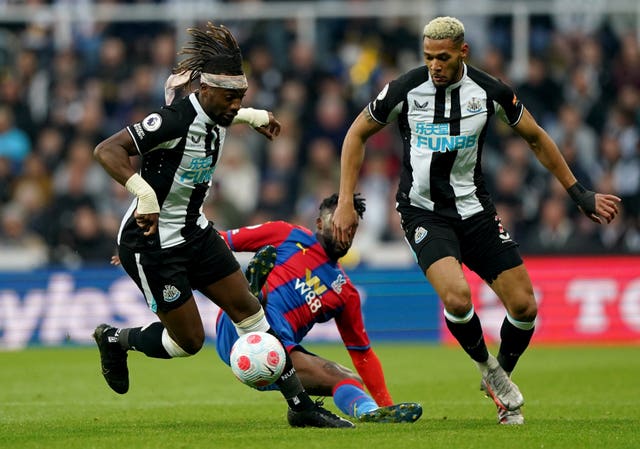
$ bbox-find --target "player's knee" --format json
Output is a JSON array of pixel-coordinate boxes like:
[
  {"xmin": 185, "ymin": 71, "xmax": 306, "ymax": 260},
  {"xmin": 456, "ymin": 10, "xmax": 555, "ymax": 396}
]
[
  {"xmin": 164, "ymin": 329, "xmax": 204, "ymax": 356},
  {"xmin": 182, "ymin": 329, "xmax": 205, "ymax": 354},
  {"xmin": 442, "ymin": 292, "xmax": 472, "ymax": 317},
  {"xmin": 440, "ymin": 284, "xmax": 472, "ymax": 316},
  {"xmin": 233, "ymin": 308, "xmax": 269, "ymax": 335},
  {"xmin": 509, "ymin": 299, "xmax": 537, "ymax": 322},
  {"xmin": 181, "ymin": 336, "xmax": 204, "ymax": 355},
  {"xmin": 226, "ymin": 293, "xmax": 263, "ymax": 323}
]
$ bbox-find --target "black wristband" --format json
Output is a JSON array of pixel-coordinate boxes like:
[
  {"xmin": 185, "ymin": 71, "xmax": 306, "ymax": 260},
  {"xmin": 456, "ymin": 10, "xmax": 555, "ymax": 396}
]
[{"xmin": 567, "ymin": 182, "xmax": 596, "ymax": 216}]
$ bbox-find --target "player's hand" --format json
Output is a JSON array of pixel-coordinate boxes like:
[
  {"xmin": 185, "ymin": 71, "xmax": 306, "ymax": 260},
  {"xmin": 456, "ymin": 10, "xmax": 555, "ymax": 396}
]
[
  {"xmin": 567, "ymin": 182, "xmax": 621, "ymax": 224},
  {"xmin": 110, "ymin": 255, "xmax": 121, "ymax": 266},
  {"xmin": 253, "ymin": 112, "xmax": 281, "ymax": 140},
  {"xmin": 590, "ymin": 193, "xmax": 621, "ymax": 224},
  {"xmin": 332, "ymin": 203, "xmax": 359, "ymax": 246},
  {"xmin": 134, "ymin": 211, "xmax": 159, "ymax": 236}
]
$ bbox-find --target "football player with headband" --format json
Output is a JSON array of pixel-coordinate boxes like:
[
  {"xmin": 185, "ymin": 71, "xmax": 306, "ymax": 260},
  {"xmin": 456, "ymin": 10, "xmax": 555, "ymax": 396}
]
[{"xmin": 92, "ymin": 21, "xmax": 352, "ymax": 429}]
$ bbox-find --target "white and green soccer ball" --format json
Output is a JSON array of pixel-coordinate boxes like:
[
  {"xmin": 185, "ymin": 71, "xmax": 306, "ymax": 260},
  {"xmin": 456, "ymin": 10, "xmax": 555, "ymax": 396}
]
[{"xmin": 230, "ymin": 331, "xmax": 286, "ymax": 389}]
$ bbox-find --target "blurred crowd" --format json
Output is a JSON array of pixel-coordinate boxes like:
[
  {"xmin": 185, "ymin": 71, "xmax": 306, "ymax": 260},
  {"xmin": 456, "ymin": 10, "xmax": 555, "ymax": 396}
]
[{"xmin": 0, "ymin": 1, "xmax": 639, "ymax": 270}]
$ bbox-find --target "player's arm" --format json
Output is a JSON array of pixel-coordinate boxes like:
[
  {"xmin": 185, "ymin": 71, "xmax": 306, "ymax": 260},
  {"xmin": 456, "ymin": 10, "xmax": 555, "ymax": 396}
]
[
  {"xmin": 514, "ymin": 108, "xmax": 620, "ymax": 223},
  {"xmin": 94, "ymin": 129, "xmax": 139, "ymax": 185},
  {"xmin": 94, "ymin": 129, "xmax": 159, "ymax": 236},
  {"xmin": 333, "ymin": 108, "xmax": 384, "ymax": 245},
  {"xmin": 221, "ymin": 221, "xmax": 290, "ymax": 252},
  {"xmin": 232, "ymin": 108, "xmax": 281, "ymax": 140},
  {"xmin": 336, "ymin": 285, "xmax": 393, "ymax": 406}
]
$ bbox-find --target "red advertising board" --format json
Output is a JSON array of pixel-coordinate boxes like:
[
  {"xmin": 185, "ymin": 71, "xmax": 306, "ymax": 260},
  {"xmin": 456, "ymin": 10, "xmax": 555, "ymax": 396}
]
[{"xmin": 443, "ymin": 256, "xmax": 640, "ymax": 344}]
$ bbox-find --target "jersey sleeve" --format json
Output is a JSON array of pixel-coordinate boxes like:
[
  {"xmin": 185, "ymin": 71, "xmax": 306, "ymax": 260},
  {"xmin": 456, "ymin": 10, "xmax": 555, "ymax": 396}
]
[
  {"xmin": 492, "ymin": 81, "xmax": 524, "ymax": 127},
  {"xmin": 334, "ymin": 282, "xmax": 370, "ymax": 350},
  {"xmin": 126, "ymin": 106, "xmax": 186, "ymax": 155},
  {"xmin": 368, "ymin": 80, "xmax": 404, "ymax": 125},
  {"xmin": 220, "ymin": 221, "xmax": 294, "ymax": 252},
  {"xmin": 334, "ymin": 279, "xmax": 393, "ymax": 406},
  {"xmin": 368, "ymin": 66, "xmax": 428, "ymax": 125}
]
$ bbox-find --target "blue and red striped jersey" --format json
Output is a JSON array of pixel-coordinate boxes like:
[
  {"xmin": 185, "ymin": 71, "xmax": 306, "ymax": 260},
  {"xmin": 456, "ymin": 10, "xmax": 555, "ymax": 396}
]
[{"xmin": 219, "ymin": 221, "xmax": 370, "ymax": 352}]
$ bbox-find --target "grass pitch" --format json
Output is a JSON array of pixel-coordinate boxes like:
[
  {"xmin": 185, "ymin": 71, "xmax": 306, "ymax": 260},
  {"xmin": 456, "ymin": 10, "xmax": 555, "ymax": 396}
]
[{"xmin": 1, "ymin": 343, "xmax": 638, "ymax": 449}]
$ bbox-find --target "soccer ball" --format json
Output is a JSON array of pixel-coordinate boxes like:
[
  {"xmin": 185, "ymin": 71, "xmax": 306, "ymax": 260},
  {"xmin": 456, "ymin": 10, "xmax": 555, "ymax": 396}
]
[{"xmin": 229, "ymin": 331, "xmax": 286, "ymax": 389}]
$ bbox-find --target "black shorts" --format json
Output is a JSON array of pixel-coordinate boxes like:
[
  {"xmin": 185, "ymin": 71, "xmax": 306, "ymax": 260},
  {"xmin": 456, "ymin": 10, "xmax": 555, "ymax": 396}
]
[
  {"xmin": 398, "ymin": 204, "xmax": 522, "ymax": 283},
  {"xmin": 118, "ymin": 226, "xmax": 240, "ymax": 313}
]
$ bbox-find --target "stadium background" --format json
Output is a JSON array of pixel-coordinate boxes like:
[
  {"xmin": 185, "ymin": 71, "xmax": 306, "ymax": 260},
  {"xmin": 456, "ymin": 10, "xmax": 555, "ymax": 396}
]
[{"xmin": 0, "ymin": 0, "xmax": 638, "ymax": 349}]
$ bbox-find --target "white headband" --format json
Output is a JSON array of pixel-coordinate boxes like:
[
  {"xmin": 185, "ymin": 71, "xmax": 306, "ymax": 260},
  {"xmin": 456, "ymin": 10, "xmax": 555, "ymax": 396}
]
[
  {"xmin": 201, "ymin": 72, "xmax": 248, "ymax": 90},
  {"xmin": 164, "ymin": 71, "xmax": 248, "ymax": 105}
]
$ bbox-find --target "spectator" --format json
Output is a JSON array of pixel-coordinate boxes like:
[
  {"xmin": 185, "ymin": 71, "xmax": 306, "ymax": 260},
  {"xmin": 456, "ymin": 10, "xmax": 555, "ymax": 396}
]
[
  {"xmin": 91, "ymin": 36, "xmax": 130, "ymax": 121},
  {"xmin": 0, "ymin": 202, "xmax": 48, "ymax": 270},
  {"xmin": 594, "ymin": 133, "xmax": 640, "ymax": 217},
  {"xmin": 0, "ymin": 7, "xmax": 637, "ymax": 267},
  {"xmin": 61, "ymin": 204, "xmax": 115, "ymax": 266},
  {"xmin": 32, "ymin": 125, "xmax": 65, "ymax": 171},
  {"xmin": 516, "ymin": 56, "xmax": 564, "ymax": 127},
  {"xmin": 356, "ymin": 152, "xmax": 393, "ymax": 249},
  {"xmin": 216, "ymin": 135, "xmax": 261, "ymax": 220},
  {"xmin": 0, "ymin": 72, "xmax": 37, "ymax": 141},
  {"xmin": 52, "ymin": 136, "xmax": 111, "ymax": 204},
  {"xmin": 521, "ymin": 194, "xmax": 591, "ymax": 254},
  {"xmin": 0, "ymin": 105, "xmax": 31, "ymax": 170},
  {"xmin": 611, "ymin": 32, "xmax": 640, "ymax": 92},
  {"xmin": 260, "ymin": 135, "xmax": 299, "ymax": 215},
  {"xmin": 149, "ymin": 32, "xmax": 177, "ymax": 105},
  {"xmin": 297, "ymin": 136, "xmax": 341, "ymax": 202},
  {"xmin": 300, "ymin": 78, "xmax": 354, "ymax": 161},
  {"xmin": 548, "ymin": 103, "xmax": 599, "ymax": 178},
  {"xmin": 0, "ymin": 157, "xmax": 14, "ymax": 205},
  {"xmin": 12, "ymin": 152, "xmax": 53, "ymax": 208}
]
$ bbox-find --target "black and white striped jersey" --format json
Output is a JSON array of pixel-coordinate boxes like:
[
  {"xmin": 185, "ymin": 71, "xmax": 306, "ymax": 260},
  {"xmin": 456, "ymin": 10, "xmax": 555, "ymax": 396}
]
[
  {"xmin": 119, "ymin": 93, "xmax": 226, "ymax": 250},
  {"xmin": 369, "ymin": 63, "xmax": 524, "ymax": 219}
]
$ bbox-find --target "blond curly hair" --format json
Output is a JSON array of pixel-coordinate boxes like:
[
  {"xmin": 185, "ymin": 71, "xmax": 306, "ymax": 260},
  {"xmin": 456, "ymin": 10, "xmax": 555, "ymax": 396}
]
[{"xmin": 423, "ymin": 16, "xmax": 465, "ymax": 45}]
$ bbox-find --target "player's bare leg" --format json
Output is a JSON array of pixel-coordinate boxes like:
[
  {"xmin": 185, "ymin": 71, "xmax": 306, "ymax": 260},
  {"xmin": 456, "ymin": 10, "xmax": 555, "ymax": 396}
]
[
  {"xmin": 480, "ymin": 264, "xmax": 536, "ymax": 423},
  {"xmin": 427, "ymin": 257, "xmax": 523, "ymax": 411}
]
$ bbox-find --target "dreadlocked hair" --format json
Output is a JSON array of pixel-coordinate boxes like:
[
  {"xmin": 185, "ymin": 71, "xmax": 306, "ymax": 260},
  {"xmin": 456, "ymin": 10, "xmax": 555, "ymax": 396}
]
[
  {"xmin": 319, "ymin": 193, "xmax": 366, "ymax": 219},
  {"xmin": 173, "ymin": 22, "xmax": 244, "ymax": 86}
]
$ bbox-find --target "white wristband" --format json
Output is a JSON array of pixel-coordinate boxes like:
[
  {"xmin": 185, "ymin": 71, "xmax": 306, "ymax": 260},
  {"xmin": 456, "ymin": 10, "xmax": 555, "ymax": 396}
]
[
  {"xmin": 232, "ymin": 108, "xmax": 270, "ymax": 128},
  {"xmin": 125, "ymin": 173, "xmax": 160, "ymax": 214}
]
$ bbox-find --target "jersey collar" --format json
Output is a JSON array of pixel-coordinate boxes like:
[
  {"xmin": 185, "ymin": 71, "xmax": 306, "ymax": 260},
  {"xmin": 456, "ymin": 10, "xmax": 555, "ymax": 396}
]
[
  {"xmin": 447, "ymin": 62, "xmax": 467, "ymax": 90},
  {"xmin": 189, "ymin": 92, "xmax": 215, "ymax": 124}
]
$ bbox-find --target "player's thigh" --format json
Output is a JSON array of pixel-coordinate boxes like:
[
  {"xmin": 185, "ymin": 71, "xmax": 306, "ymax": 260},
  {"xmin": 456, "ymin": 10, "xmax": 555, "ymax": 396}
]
[
  {"xmin": 459, "ymin": 211, "xmax": 535, "ymax": 318},
  {"xmin": 118, "ymin": 245, "xmax": 205, "ymax": 349},
  {"xmin": 460, "ymin": 211, "xmax": 522, "ymax": 283},
  {"xmin": 398, "ymin": 208, "xmax": 471, "ymax": 314},
  {"xmin": 398, "ymin": 204, "xmax": 462, "ymax": 272},
  {"xmin": 187, "ymin": 227, "xmax": 241, "ymax": 289},
  {"xmin": 200, "ymin": 270, "xmax": 262, "ymax": 322},
  {"xmin": 426, "ymin": 256, "xmax": 472, "ymax": 314},
  {"xmin": 490, "ymin": 264, "xmax": 537, "ymax": 320},
  {"xmin": 186, "ymin": 228, "xmax": 261, "ymax": 321},
  {"xmin": 290, "ymin": 349, "xmax": 360, "ymax": 396},
  {"xmin": 118, "ymin": 245, "xmax": 198, "ymax": 314},
  {"xmin": 156, "ymin": 298, "xmax": 205, "ymax": 349}
]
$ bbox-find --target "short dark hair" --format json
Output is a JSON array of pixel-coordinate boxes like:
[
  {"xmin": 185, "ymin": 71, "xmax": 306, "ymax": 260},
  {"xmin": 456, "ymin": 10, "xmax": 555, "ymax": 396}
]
[
  {"xmin": 173, "ymin": 22, "xmax": 244, "ymax": 85},
  {"xmin": 319, "ymin": 193, "xmax": 366, "ymax": 219}
]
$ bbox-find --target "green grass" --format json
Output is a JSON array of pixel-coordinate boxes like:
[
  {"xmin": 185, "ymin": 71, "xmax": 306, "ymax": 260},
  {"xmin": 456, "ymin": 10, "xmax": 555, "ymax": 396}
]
[{"xmin": 1, "ymin": 343, "xmax": 639, "ymax": 449}]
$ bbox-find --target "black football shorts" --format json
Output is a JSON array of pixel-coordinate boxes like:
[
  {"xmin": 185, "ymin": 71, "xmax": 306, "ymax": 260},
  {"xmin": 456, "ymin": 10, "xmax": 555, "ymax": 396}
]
[
  {"xmin": 398, "ymin": 204, "xmax": 522, "ymax": 283},
  {"xmin": 118, "ymin": 226, "xmax": 240, "ymax": 312}
]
